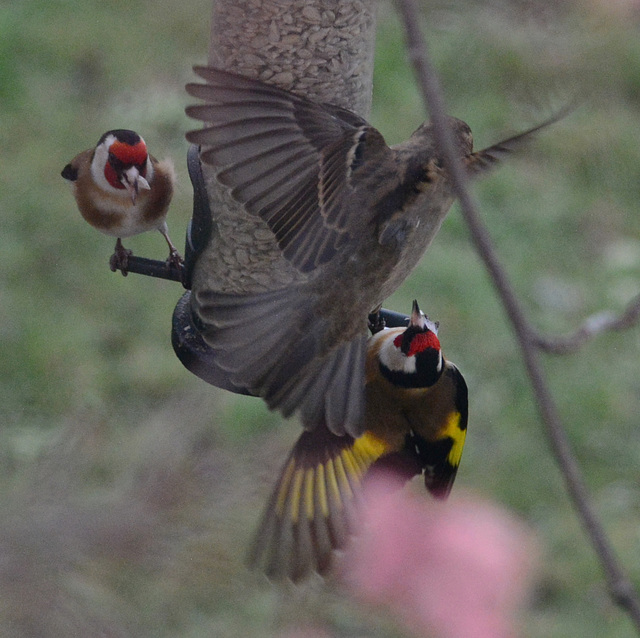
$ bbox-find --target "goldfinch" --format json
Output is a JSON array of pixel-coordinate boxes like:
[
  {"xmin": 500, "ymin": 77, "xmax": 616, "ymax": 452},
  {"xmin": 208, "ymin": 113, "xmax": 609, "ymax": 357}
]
[
  {"xmin": 249, "ymin": 300, "xmax": 468, "ymax": 581},
  {"xmin": 62, "ymin": 129, "xmax": 181, "ymax": 274}
]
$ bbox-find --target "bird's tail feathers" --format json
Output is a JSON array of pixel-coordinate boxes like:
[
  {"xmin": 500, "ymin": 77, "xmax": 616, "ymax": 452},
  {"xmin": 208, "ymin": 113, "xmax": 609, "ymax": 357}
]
[
  {"xmin": 465, "ymin": 105, "xmax": 573, "ymax": 175},
  {"xmin": 248, "ymin": 425, "xmax": 392, "ymax": 582}
]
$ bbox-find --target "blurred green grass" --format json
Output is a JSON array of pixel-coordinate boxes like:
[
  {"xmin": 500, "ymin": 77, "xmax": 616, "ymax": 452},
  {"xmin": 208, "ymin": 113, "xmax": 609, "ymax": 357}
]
[{"xmin": 1, "ymin": 1, "xmax": 640, "ymax": 636}]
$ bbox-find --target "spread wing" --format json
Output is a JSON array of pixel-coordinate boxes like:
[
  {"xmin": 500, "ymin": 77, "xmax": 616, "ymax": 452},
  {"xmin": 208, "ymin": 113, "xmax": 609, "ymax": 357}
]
[
  {"xmin": 185, "ymin": 66, "xmax": 389, "ymax": 272},
  {"xmin": 193, "ymin": 285, "xmax": 368, "ymax": 437}
]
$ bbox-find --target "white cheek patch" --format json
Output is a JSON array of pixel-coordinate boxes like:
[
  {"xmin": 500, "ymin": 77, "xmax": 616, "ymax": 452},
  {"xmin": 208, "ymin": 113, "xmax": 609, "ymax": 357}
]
[
  {"xmin": 402, "ymin": 355, "xmax": 417, "ymax": 374},
  {"xmin": 378, "ymin": 336, "xmax": 417, "ymax": 375},
  {"xmin": 90, "ymin": 134, "xmax": 121, "ymax": 194}
]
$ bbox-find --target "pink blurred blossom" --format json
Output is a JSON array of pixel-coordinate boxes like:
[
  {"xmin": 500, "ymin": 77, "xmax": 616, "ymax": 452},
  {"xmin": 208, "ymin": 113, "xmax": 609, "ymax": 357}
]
[{"xmin": 343, "ymin": 475, "xmax": 536, "ymax": 638}]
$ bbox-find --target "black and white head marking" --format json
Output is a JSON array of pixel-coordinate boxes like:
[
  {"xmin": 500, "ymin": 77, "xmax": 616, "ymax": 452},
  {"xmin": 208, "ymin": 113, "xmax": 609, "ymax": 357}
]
[{"xmin": 376, "ymin": 300, "xmax": 444, "ymax": 388}]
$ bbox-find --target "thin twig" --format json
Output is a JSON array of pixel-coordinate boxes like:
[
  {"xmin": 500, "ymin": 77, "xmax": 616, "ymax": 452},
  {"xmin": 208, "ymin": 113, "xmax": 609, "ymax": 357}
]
[
  {"xmin": 533, "ymin": 293, "xmax": 640, "ymax": 353},
  {"xmin": 393, "ymin": 0, "xmax": 640, "ymax": 630}
]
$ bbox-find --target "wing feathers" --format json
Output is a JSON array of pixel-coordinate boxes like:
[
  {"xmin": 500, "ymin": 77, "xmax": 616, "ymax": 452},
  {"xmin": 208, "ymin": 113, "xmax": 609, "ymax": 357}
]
[
  {"xmin": 194, "ymin": 288, "xmax": 367, "ymax": 436},
  {"xmin": 194, "ymin": 127, "xmax": 308, "ymax": 165},
  {"xmin": 185, "ymin": 66, "xmax": 385, "ymax": 271},
  {"xmin": 411, "ymin": 362, "xmax": 469, "ymax": 498}
]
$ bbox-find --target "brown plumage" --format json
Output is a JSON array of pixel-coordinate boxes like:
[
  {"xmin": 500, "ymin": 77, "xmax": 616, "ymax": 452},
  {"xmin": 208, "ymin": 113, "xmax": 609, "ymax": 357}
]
[
  {"xmin": 185, "ymin": 67, "xmax": 560, "ymax": 437},
  {"xmin": 249, "ymin": 301, "xmax": 468, "ymax": 581},
  {"xmin": 62, "ymin": 129, "xmax": 180, "ymax": 274}
]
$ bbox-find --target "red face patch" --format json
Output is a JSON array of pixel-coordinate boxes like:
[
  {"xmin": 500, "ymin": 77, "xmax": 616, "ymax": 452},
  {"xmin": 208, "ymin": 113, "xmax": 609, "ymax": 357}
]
[
  {"xmin": 394, "ymin": 330, "xmax": 440, "ymax": 357},
  {"xmin": 110, "ymin": 139, "xmax": 148, "ymax": 167},
  {"xmin": 104, "ymin": 161, "xmax": 124, "ymax": 189}
]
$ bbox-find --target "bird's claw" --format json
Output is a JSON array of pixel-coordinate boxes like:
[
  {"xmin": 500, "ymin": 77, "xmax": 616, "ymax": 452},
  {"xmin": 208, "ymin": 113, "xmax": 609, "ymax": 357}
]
[
  {"xmin": 165, "ymin": 248, "xmax": 186, "ymax": 285},
  {"xmin": 109, "ymin": 242, "xmax": 133, "ymax": 276},
  {"xmin": 166, "ymin": 248, "xmax": 184, "ymax": 271}
]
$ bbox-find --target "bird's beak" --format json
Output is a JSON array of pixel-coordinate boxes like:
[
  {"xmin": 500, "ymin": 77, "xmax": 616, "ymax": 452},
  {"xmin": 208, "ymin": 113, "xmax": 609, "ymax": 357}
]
[
  {"xmin": 410, "ymin": 299, "xmax": 439, "ymax": 334},
  {"xmin": 121, "ymin": 167, "xmax": 150, "ymax": 204},
  {"xmin": 410, "ymin": 300, "xmax": 427, "ymax": 328}
]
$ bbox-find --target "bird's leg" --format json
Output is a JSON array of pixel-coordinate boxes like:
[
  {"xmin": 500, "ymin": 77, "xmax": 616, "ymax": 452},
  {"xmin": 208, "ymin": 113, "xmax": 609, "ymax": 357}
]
[
  {"xmin": 368, "ymin": 305, "xmax": 386, "ymax": 335},
  {"xmin": 158, "ymin": 224, "xmax": 183, "ymax": 271},
  {"xmin": 109, "ymin": 238, "xmax": 133, "ymax": 276}
]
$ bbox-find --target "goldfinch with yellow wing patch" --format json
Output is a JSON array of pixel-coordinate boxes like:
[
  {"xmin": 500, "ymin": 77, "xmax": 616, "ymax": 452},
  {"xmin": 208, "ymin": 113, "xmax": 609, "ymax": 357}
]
[{"xmin": 249, "ymin": 300, "xmax": 468, "ymax": 581}]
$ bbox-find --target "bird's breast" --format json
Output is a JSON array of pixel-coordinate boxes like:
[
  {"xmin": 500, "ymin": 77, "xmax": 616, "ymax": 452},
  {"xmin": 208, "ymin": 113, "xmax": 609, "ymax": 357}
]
[
  {"xmin": 75, "ymin": 183, "xmax": 163, "ymax": 238},
  {"xmin": 375, "ymin": 191, "xmax": 456, "ymax": 300}
]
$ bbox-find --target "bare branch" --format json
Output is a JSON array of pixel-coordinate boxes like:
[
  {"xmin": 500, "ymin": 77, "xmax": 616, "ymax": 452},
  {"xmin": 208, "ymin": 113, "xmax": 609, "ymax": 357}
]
[
  {"xmin": 534, "ymin": 293, "xmax": 640, "ymax": 353},
  {"xmin": 393, "ymin": 0, "xmax": 640, "ymax": 630}
]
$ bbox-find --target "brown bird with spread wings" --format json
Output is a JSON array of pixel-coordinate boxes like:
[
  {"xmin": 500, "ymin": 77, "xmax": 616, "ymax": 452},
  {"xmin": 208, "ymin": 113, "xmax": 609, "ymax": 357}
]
[{"xmin": 185, "ymin": 67, "xmax": 560, "ymax": 437}]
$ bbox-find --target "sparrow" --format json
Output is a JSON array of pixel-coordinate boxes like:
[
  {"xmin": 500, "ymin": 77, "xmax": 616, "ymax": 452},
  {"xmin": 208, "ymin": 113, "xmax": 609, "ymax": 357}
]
[
  {"xmin": 184, "ymin": 66, "xmax": 560, "ymax": 437},
  {"xmin": 61, "ymin": 129, "xmax": 181, "ymax": 275},
  {"xmin": 249, "ymin": 300, "xmax": 468, "ymax": 581}
]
